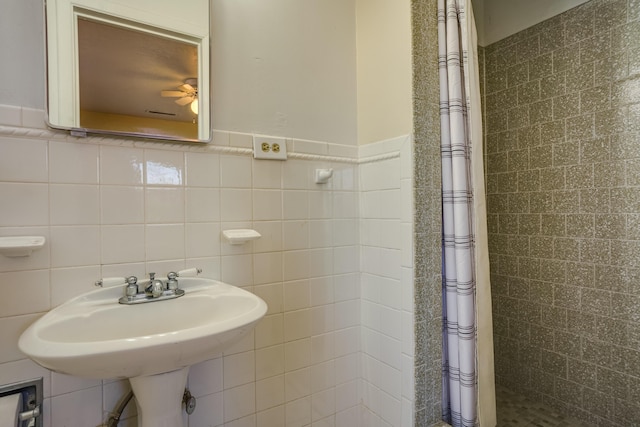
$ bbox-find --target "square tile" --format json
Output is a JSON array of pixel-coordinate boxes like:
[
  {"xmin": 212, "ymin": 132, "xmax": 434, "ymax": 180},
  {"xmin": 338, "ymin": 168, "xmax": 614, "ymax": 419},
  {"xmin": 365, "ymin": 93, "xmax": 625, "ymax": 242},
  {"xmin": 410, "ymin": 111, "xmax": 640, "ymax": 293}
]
[
  {"xmin": 144, "ymin": 149, "xmax": 184, "ymax": 185},
  {"xmin": 49, "ymin": 141, "xmax": 99, "ymax": 184},
  {"xmin": 50, "ymin": 226, "xmax": 100, "ymax": 267},
  {"xmin": 50, "ymin": 184, "xmax": 99, "ymax": 225},
  {"xmin": 0, "ymin": 137, "xmax": 48, "ymax": 182},
  {"xmin": 101, "ymin": 186, "xmax": 144, "ymax": 224},
  {"xmin": 185, "ymin": 152, "xmax": 220, "ymax": 187},
  {"xmin": 100, "ymin": 145, "xmax": 143, "ymax": 185},
  {"xmin": 221, "ymin": 155, "xmax": 252, "ymax": 188},
  {"xmin": 145, "ymin": 187, "xmax": 184, "ymax": 223},
  {"xmin": 0, "ymin": 183, "xmax": 49, "ymax": 226}
]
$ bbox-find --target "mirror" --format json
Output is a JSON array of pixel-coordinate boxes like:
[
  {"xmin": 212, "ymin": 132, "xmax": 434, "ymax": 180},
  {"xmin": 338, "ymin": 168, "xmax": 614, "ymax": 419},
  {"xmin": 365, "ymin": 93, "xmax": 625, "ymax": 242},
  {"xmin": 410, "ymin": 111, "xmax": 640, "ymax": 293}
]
[{"xmin": 45, "ymin": 0, "xmax": 210, "ymax": 142}]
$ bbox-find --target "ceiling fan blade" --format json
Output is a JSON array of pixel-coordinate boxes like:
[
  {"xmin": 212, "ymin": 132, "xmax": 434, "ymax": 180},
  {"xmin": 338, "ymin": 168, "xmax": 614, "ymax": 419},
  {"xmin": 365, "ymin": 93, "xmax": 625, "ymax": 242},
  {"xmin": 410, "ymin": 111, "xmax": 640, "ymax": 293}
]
[
  {"xmin": 178, "ymin": 83, "xmax": 195, "ymax": 93},
  {"xmin": 161, "ymin": 90, "xmax": 187, "ymax": 98},
  {"xmin": 175, "ymin": 96, "xmax": 193, "ymax": 106}
]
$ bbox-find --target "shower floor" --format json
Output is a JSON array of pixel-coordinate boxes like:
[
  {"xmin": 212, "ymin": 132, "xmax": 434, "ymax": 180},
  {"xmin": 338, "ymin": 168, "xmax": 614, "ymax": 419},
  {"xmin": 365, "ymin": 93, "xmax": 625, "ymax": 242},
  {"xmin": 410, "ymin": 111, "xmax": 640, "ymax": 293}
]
[{"xmin": 496, "ymin": 385, "xmax": 587, "ymax": 427}]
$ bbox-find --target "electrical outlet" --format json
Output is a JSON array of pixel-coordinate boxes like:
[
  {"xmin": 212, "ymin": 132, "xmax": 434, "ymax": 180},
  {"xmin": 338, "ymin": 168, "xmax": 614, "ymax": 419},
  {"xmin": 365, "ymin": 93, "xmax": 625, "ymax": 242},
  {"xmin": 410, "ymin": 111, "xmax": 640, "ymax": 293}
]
[{"xmin": 253, "ymin": 136, "xmax": 287, "ymax": 160}]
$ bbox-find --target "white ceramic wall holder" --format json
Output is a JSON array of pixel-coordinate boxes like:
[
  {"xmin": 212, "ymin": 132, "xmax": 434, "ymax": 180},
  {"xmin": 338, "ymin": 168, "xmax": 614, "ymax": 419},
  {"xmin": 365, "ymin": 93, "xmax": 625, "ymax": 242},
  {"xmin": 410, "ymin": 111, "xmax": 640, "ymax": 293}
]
[
  {"xmin": 222, "ymin": 229, "xmax": 261, "ymax": 245},
  {"xmin": 315, "ymin": 168, "xmax": 333, "ymax": 184},
  {"xmin": 0, "ymin": 236, "xmax": 46, "ymax": 257}
]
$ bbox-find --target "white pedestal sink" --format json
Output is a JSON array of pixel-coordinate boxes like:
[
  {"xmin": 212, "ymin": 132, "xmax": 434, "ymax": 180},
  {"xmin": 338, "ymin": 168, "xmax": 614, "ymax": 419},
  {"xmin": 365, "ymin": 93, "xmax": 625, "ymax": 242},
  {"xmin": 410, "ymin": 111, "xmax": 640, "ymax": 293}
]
[
  {"xmin": 18, "ymin": 278, "xmax": 267, "ymax": 427},
  {"xmin": 130, "ymin": 368, "xmax": 189, "ymax": 427}
]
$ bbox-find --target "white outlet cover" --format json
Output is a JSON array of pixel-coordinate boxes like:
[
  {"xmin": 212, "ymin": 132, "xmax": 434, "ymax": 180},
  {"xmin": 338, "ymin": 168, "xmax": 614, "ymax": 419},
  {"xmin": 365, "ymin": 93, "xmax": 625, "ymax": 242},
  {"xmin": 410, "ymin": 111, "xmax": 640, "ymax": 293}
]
[{"xmin": 253, "ymin": 136, "xmax": 287, "ymax": 160}]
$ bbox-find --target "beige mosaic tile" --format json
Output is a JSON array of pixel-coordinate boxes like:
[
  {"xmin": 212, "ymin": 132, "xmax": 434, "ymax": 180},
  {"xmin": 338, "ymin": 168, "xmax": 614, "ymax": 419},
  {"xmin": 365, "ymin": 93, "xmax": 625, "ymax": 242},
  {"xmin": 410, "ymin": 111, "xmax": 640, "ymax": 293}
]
[
  {"xmin": 485, "ymin": 0, "xmax": 640, "ymax": 425},
  {"xmin": 496, "ymin": 385, "xmax": 590, "ymax": 427},
  {"xmin": 411, "ymin": 0, "xmax": 443, "ymax": 424}
]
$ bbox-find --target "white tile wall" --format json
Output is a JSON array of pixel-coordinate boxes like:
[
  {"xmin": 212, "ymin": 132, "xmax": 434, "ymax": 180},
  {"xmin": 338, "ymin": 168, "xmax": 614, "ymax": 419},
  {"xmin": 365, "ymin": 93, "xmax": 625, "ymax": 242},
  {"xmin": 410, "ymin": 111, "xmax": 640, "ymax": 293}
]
[
  {"xmin": 221, "ymin": 189, "xmax": 253, "ymax": 221},
  {"xmin": 50, "ymin": 184, "xmax": 100, "ymax": 225},
  {"xmin": 223, "ymin": 351, "xmax": 255, "ymax": 388},
  {"xmin": 49, "ymin": 141, "xmax": 99, "ymax": 184},
  {"xmin": 0, "ymin": 271, "xmax": 49, "ymax": 316},
  {"xmin": 0, "ymin": 138, "xmax": 48, "ymax": 182},
  {"xmin": 50, "ymin": 385, "xmax": 103, "ymax": 426},
  {"xmin": 100, "ymin": 146, "xmax": 144, "ymax": 185},
  {"xmin": 50, "ymin": 226, "xmax": 101, "ymax": 267},
  {"xmin": 101, "ymin": 225, "xmax": 146, "ymax": 264},
  {"xmin": 185, "ymin": 152, "xmax": 220, "ymax": 187},
  {"xmin": 257, "ymin": 405, "xmax": 285, "ymax": 427},
  {"xmin": 253, "ymin": 160, "xmax": 282, "ymax": 189},
  {"xmin": 0, "ymin": 183, "xmax": 49, "ymax": 226},
  {"xmin": 221, "ymin": 155, "xmax": 253, "ymax": 188},
  {"xmin": 0, "ymin": 106, "xmax": 414, "ymax": 427},
  {"xmin": 255, "ymin": 344, "xmax": 284, "ymax": 381},
  {"xmin": 50, "ymin": 266, "xmax": 100, "ymax": 307},
  {"xmin": 359, "ymin": 135, "xmax": 414, "ymax": 426},
  {"xmin": 145, "ymin": 187, "xmax": 185, "ymax": 223},
  {"xmin": 144, "ymin": 149, "xmax": 184, "ymax": 186},
  {"xmin": 286, "ymin": 396, "xmax": 311, "ymax": 425},
  {"xmin": 101, "ymin": 185, "xmax": 145, "ymax": 224}
]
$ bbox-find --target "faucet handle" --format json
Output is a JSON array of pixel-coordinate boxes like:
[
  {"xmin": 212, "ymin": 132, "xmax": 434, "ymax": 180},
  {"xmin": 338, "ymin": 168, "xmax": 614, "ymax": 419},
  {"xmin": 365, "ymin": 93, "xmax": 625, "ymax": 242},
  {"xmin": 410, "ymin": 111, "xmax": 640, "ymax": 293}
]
[
  {"xmin": 167, "ymin": 272, "xmax": 179, "ymax": 290},
  {"xmin": 125, "ymin": 276, "xmax": 138, "ymax": 297},
  {"xmin": 149, "ymin": 272, "xmax": 156, "ymax": 281}
]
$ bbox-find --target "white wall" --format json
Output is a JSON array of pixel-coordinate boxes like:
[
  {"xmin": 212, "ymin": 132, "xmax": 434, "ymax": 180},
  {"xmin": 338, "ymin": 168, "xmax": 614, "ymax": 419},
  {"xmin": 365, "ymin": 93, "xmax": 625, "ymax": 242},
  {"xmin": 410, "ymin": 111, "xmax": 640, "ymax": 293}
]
[
  {"xmin": 471, "ymin": 0, "xmax": 486, "ymax": 46},
  {"xmin": 474, "ymin": 0, "xmax": 590, "ymax": 46},
  {"xmin": 211, "ymin": 0, "xmax": 358, "ymax": 145},
  {"xmin": 0, "ymin": 0, "xmax": 45, "ymax": 109},
  {"xmin": 355, "ymin": 0, "xmax": 413, "ymax": 145},
  {"xmin": 0, "ymin": 0, "xmax": 418, "ymax": 425}
]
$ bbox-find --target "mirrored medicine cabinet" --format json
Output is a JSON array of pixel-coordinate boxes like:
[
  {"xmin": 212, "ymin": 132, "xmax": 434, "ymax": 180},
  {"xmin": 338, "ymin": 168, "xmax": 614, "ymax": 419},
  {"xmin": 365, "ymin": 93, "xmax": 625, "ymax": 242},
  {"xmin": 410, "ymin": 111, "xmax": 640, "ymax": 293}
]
[{"xmin": 45, "ymin": 0, "xmax": 211, "ymax": 142}]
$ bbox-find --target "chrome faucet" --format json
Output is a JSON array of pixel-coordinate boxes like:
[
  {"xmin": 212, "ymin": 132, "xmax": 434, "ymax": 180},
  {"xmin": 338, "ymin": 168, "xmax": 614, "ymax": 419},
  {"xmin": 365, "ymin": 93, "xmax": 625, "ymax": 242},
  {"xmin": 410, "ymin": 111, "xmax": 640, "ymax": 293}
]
[
  {"xmin": 119, "ymin": 272, "xmax": 185, "ymax": 305},
  {"xmin": 145, "ymin": 272, "xmax": 165, "ymax": 298}
]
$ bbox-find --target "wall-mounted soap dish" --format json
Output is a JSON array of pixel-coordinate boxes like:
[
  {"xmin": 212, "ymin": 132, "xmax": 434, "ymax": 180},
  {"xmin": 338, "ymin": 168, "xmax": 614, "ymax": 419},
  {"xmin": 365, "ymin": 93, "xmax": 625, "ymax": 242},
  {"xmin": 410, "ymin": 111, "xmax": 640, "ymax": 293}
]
[
  {"xmin": 0, "ymin": 236, "xmax": 46, "ymax": 257},
  {"xmin": 222, "ymin": 229, "xmax": 261, "ymax": 245}
]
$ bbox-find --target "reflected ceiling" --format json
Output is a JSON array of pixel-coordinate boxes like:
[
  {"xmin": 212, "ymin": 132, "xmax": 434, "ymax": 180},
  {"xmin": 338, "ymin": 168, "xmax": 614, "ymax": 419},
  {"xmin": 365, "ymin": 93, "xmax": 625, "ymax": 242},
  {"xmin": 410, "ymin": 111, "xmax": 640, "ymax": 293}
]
[{"xmin": 78, "ymin": 18, "xmax": 198, "ymax": 122}]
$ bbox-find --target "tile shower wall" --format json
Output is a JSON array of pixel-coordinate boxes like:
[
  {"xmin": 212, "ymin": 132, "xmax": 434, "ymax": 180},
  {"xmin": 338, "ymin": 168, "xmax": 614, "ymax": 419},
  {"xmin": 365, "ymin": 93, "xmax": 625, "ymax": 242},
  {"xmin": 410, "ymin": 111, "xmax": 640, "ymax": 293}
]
[
  {"xmin": 0, "ymin": 106, "xmax": 366, "ymax": 426},
  {"xmin": 411, "ymin": 0, "xmax": 444, "ymax": 424},
  {"xmin": 359, "ymin": 136, "xmax": 415, "ymax": 426},
  {"xmin": 484, "ymin": 0, "xmax": 640, "ymax": 425}
]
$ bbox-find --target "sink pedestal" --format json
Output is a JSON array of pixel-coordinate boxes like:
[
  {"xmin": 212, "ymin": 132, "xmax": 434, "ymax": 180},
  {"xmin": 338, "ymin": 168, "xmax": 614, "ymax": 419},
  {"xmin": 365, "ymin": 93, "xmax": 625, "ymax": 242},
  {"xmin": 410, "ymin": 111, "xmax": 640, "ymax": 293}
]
[{"xmin": 129, "ymin": 367, "xmax": 189, "ymax": 427}]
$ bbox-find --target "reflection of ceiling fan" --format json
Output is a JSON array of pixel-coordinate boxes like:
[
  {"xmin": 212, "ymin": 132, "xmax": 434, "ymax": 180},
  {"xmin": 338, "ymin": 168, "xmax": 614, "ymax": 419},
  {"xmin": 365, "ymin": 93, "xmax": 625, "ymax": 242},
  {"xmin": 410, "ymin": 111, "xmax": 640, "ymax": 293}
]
[{"xmin": 161, "ymin": 78, "xmax": 198, "ymax": 114}]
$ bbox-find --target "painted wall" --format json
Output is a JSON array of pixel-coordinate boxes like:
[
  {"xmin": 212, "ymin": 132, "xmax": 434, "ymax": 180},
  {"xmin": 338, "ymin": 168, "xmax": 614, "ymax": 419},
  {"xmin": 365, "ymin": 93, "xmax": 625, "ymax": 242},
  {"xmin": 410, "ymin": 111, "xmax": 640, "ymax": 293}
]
[
  {"xmin": 355, "ymin": 0, "xmax": 413, "ymax": 145},
  {"xmin": 484, "ymin": 0, "xmax": 640, "ymax": 424},
  {"xmin": 0, "ymin": 0, "xmax": 45, "ymax": 109},
  {"xmin": 472, "ymin": 0, "xmax": 486, "ymax": 46},
  {"xmin": 0, "ymin": 0, "xmax": 359, "ymax": 146},
  {"xmin": 473, "ymin": 0, "xmax": 590, "ymax": 46},
  {"xmin": 211, "ymin": 0, "xmax": 358, "ymax": 145}
]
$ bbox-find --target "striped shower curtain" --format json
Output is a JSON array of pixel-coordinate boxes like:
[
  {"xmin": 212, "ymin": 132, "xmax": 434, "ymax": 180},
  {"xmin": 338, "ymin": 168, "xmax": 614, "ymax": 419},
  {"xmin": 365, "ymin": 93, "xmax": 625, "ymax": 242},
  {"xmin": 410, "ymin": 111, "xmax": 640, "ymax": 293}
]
[{"xmin": 438, "ymin": 0, "xmax": 496, "ymax": 426}]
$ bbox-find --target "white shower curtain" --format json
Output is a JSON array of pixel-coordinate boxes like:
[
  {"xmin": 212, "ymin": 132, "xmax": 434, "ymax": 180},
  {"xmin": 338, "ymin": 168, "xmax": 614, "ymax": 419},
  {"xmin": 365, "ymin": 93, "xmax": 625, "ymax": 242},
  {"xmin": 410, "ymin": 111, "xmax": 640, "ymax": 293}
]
[{"xmin": 438, "ymin": 0, "xmax": 496, "ymax": 426}]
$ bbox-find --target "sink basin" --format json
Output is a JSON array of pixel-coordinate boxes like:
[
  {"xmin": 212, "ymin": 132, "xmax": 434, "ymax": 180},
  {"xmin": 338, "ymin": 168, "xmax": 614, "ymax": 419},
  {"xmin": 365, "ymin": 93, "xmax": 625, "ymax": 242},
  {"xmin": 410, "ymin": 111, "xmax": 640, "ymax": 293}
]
[
  {"xmin": 19, "ymin": 277, "xmax": 267, "ymax": 379},
  {"xmin": 19, "ymin": 277, "xmax": 267, "ymax": 427}
]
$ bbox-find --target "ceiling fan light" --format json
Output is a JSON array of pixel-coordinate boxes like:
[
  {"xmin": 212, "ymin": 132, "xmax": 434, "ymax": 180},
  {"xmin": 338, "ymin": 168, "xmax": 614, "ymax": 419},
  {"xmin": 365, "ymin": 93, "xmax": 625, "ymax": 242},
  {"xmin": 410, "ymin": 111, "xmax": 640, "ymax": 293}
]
[{"xmin": 190, "ymin": 98, "xmax": 199, "ymax": 115}]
